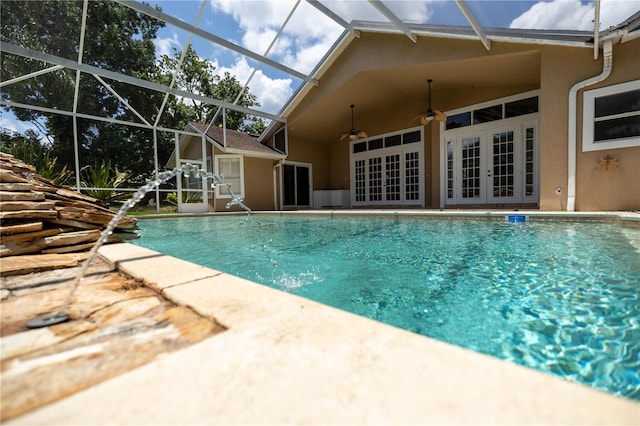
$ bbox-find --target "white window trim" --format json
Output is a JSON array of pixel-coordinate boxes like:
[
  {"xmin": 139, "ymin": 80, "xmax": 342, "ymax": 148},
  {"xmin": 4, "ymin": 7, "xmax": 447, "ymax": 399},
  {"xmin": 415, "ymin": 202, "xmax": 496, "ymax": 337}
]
[
  {"xmin": 582, "ymin": 79, "xmax": 640, "ymax": 152},
  {"xmin": 214, "ymin": 154, "xmax": 244, "ymax": 199}
]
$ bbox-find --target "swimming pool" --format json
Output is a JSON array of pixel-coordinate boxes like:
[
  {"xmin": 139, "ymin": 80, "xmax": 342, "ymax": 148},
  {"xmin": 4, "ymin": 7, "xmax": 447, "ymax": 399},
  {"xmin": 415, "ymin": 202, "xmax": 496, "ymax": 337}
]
[{"xmin": 132, "ymin": 214, "xmax": 640, "ymax": 400}]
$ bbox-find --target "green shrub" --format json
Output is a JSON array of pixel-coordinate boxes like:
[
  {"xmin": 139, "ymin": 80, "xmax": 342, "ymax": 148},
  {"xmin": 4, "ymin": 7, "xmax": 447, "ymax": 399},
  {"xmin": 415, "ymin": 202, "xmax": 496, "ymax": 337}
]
[{"xmin": 80, "ymin": 161, "xmax": 129, "ymax": 203}]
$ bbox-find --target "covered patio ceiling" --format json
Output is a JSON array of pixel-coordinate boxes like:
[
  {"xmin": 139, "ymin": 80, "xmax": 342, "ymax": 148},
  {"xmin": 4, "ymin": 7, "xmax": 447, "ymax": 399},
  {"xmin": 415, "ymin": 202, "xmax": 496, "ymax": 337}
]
[{"xmin": 285, "ymin": 47, "xmax": 543, "ymax": 144}]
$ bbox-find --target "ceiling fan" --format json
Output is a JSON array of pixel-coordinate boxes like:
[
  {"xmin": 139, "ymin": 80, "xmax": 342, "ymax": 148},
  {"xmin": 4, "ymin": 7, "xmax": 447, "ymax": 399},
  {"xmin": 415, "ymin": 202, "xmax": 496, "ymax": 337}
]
[
  {"xmin": 340, "ymin": 104, "xmax": 368, "ymax": 141},
  {"xmin": 414, "ymin": 79, "xmax": 447, "ymax": 125}
]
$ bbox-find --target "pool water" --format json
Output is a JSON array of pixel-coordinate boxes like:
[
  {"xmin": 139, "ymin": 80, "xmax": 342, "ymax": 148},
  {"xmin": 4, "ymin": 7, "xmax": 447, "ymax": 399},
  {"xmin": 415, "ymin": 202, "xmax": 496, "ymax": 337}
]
[{"xmin": 132, "ymin": 215, "xmax": 640, "ymax": 400}]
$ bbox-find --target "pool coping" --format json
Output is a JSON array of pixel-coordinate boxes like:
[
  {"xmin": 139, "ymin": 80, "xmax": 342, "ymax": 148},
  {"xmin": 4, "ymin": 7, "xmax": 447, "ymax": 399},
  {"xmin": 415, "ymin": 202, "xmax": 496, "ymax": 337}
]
[{"xmin": 10, "ymin": 210, "xmax": 640, "ymax": 425}]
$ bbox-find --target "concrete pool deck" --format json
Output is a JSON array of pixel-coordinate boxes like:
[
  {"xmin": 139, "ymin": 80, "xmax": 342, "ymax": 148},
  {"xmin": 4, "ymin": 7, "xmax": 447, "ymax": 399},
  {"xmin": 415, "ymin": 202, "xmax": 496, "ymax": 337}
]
[{"xmin": 6, "ymin": 210, "xmax": 640, "ymax": 424}]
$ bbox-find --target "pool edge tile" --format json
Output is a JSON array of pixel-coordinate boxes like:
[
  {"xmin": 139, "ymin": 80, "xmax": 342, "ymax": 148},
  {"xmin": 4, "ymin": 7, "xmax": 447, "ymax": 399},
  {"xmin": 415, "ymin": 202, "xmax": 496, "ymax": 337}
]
[{"xmin": 98, "ymin": 244, "xmax": 222, "ymax": 290}]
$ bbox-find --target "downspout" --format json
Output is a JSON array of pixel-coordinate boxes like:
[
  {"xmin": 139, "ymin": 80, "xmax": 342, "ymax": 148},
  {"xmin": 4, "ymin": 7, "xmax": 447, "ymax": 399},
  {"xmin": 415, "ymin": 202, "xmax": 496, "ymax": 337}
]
[
  {"xmin": 566, "ymin": 39, "xmax": 612, "ymax": 211},
  {"xmin": 273, "ymin": 160, "xmax": 284, "ymax": 211}
]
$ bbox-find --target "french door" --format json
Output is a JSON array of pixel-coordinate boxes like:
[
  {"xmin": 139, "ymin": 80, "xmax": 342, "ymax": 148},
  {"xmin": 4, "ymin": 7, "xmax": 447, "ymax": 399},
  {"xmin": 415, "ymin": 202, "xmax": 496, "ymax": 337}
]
[
  {"xmin": 353, "ymin": 150, "xmax": 423, "ymax": 206},
  {"xmin": 363, "ymin": 153, "xmax": 401, "ymax": 203},
  {"xmin": 351, "ymin": 127, "xmax": 424, "ymax": 207},
  {"xmin": 444, "ymin": 123, "xmax": 538, "ymax": 205}
]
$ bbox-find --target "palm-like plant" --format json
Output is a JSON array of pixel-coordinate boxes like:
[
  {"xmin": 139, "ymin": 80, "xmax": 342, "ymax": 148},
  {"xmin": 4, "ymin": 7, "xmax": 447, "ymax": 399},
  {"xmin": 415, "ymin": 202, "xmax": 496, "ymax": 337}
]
[{"xmin": 80, "ymin": 161, "xmax": 129, "ymax": 203}]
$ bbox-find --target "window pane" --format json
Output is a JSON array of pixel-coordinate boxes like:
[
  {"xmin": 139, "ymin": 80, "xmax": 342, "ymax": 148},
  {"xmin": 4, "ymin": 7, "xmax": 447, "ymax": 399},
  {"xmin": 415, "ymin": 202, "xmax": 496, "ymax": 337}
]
[
  {"xmin": 283, "ymin": 165, "xmax": 295, "ymax": 205},
  {"xmin": 385, "ymin": 135, "xmax": 401, "ymax": 147},
  {"xmin": 594, "ymin": 115, "xmax": 640, "ymax": 142},
  {"xmin": 218, "ymin": 158, "xmax": 241, "ymax": 195},
  {"xmin": 274, "ymin": 129, "xmax": 286, "ymax": 153},
  {"xmin": 402, "ymin": 131, "xmax": 421, "ymax": 144},
  {"xmin": 368, "ymin": 138, "xmax": 383, "ymax": 150},
  {"xmin": 473, "ymin": 105, "xmax": 502, "ymax": 124},
  {"xmin": 446, "ymin": 112, "xmax": 471, "ymax": 130},
  {"xmin": 296, "ymin": 166, "xmax": 310, "ymax": 205},
  {"xmin": 595, "ymin": 89, "xmax": 640, "ymax": 118},
  {"xmin": 505, "ymin": 97, "xmax": 538, "ymax": 118},
  {"xmin": 353, "ymin": 141, "xmax": 367, "ymax": 153}
]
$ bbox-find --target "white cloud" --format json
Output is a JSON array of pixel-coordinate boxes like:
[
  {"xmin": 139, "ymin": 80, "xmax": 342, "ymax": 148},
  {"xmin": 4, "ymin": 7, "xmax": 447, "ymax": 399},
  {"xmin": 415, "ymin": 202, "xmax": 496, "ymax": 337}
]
[
  {"xmin": 153, "ymin": 32, "xmax": 181, "ymax": 58},
  {"xmin": 510, "ymin": 0, "xmax": 639, "ymax": 30},
  {"xmin": 209, "ymin": 0, "xmax": 343, "ymax": 74},
  {"xmin": 211, "ymin": 57, "xmax": 293, "ymax": 115}
]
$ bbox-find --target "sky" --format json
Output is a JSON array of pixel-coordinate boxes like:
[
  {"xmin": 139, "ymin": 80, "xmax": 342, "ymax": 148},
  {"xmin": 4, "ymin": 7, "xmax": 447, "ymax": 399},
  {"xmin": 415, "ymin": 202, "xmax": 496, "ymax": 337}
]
[{"xmin": 2, "ymin": 0, "xmax": 639, "ymax": 135}]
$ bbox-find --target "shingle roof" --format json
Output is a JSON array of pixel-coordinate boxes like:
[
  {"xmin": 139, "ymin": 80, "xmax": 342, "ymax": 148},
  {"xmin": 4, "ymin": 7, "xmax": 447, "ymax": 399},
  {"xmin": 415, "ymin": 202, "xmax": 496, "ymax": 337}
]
[{"xmin": 189, "ymin": 123, "xmax": 283, "ymax": 158}]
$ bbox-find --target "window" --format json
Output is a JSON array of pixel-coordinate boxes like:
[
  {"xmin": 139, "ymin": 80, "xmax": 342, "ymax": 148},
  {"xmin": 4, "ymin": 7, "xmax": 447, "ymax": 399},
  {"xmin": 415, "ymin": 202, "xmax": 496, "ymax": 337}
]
[
  {"xmin": 583, "ymin": 80, "xmax": 640, "ymax": 151},
  {"xmin": 368, "ymin": 138, "xmax": 383, "ymax": 150},
  {"xmin": 474, "ymin": 105, "xmax": 503, "ymax": 124},
  {"xmin": 385, "ymin": 135, "xmax": 401, "ymax": 147},
  {"xmin": 273, "ymin": 128, "xmax": 287, "ymax": 154},
  {"xmin": 446, "ymin": 112, "xmax": 471, "ymax": 130},
  {"xmin": 353, "ymin": 141, "xmax": 367, "ymax": 153},
  {"xmin": 445, "ymin": 92, "xmax": 539, "ymax": 131},
  {"xmin": 505, "ymin": 97, "xmax": 538, "ymax": 118},
  {"xmin": 215, "ymin": 155, "xmax": 243, "ymax": 198},
  {"xmin": 402, "ymin": 130, "xmax": 421, "ymax": 144}
]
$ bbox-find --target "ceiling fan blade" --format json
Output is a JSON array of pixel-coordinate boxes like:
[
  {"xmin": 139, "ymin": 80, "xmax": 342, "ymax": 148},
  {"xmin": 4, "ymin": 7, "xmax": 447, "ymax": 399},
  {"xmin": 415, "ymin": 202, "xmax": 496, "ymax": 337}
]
[
  {"xmin": 412, "ymin": 113, "xmax": 427, "ymax": 123},
  {"xmin": 357, "ymin": 131, "xmax": 368, "ymax": 139},
  {"xmin": 340, "ymin": 132, "xmax": 350, "ymax": 141},
  {"xmin": 434, "ymin": 110, "xmax": 447, "ymax": 122}
]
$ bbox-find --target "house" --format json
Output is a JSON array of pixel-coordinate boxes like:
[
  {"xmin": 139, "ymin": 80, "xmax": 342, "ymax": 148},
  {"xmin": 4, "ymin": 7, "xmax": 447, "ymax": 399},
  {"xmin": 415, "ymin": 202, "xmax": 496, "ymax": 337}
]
[
  {"xmin": 259, "ymin": 11, "xmax": 640, "ymax": 212},
  {"xmin": 168, "ymin": 123, "xmax": 285, "ymax": 213}
]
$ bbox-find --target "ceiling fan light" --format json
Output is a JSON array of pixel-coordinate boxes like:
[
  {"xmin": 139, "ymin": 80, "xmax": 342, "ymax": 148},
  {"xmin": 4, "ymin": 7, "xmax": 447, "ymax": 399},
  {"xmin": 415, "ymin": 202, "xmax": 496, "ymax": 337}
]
[
  {"xmin": 349, "ymin": 133, "xmax": 358, "ymax": 141},
  {"xmin": 425, "ymin": 115, "xmax": 434, "ymax": 121}
]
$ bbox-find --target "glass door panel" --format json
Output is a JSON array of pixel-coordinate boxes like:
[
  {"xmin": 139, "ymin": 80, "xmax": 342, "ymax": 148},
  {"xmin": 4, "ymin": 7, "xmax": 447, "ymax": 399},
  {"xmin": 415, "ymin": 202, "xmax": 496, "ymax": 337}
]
[
  {"xmin": 460, "ymin": 136, "xmax": 483, "ymax": 202},
  {"xmin": 368, "ymin": 157, "xmax": 382, "ymax": 202},
  {"xmin": 488, "ymin": 129, "xmax": 520, "ymax": 203},
  {"xmin": 385, "ymin": 154, "xmax": 400, "ymax": 202},
  {"xmin": 178, "ymin": 160, "xmax": 207, "ymax": 213},
  {"xmin": 354, "ymin": 159, "xmax": 366, "ymax": 203},
  {"xmin": 296, "ymin": 165, "xmax": 310, "ymax": 206},
  {"xmin": 405, "ymin": 151, "xmax": 420, "ymax": 201}
]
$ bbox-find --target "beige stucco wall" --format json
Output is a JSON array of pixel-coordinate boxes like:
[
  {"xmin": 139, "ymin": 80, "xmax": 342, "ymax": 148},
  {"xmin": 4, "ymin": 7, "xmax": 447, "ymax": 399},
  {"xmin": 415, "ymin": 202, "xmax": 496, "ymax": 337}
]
[
  {"xmin": 284, "ymin": 32, "xmax": 639, "ymax": 211},
  {"xmin": 574, "ymin": 40, "xmax": 640, "ymax": 211}
]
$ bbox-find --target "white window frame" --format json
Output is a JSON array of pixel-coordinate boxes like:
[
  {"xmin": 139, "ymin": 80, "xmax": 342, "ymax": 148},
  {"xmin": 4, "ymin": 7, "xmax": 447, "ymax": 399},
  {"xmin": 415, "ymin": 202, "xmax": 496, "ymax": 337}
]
[
  {"xmin": 582, "ymin": 79, "xmax": 640, "ymax": 152},
  {"xmin": 214, "ymin": 154, "xmax": 244, "ymax": 199}
]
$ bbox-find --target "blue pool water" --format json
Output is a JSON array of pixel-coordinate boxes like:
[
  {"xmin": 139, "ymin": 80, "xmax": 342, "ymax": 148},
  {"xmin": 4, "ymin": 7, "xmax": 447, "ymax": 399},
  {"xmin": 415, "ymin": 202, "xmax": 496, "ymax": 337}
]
[{"xmin": 132, "ymin": 215, "xmax": 640, "ymax": 400}]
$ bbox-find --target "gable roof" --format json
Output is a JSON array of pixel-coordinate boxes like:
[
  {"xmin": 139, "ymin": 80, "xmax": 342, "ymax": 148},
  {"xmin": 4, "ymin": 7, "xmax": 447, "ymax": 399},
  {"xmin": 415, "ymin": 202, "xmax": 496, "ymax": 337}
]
[{"xmin": 167, "ymin": 123, "xmax": 285, "ymax": 167}]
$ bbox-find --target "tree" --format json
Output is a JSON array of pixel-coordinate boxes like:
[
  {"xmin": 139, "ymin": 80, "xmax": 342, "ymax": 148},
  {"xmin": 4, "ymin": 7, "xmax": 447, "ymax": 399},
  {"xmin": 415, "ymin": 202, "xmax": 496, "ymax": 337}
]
[
  {"xmin": 157, "ymin": 47, "xmax": 263, "ymax": 132},
  {"xmin": 242, "ymin": 116, "xmax": 268, "ymax": 135},
  {"xmin": 1, "ymin": 0, "xmax": 165, "ymax": 181}
]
